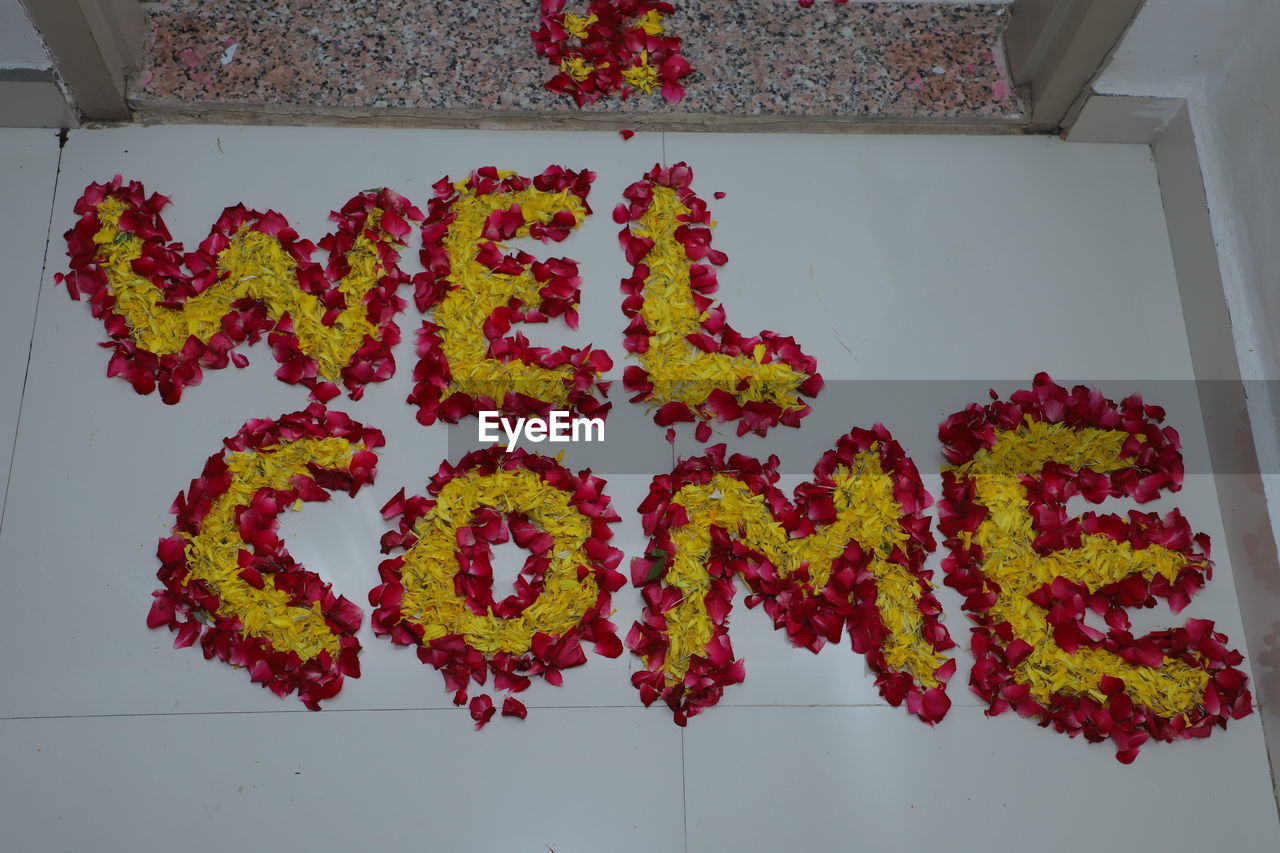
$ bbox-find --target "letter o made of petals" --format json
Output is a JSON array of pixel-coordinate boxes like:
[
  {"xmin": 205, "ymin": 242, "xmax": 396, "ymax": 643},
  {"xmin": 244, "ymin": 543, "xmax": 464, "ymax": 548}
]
[{"xmin": 370, "ymin": 447, "xmax": 625, "ymax": 719}]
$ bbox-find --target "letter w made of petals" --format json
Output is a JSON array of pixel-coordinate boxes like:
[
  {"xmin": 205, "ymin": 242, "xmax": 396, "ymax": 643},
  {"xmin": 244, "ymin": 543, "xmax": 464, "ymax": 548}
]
[{"xmin": 58, "ymin": 176, "xmax": 421, "ymax": 404}]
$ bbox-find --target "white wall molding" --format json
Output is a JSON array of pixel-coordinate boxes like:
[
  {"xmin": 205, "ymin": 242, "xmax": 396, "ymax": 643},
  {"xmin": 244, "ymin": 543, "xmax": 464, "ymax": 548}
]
[
  {"xmin": 0, "ymin": 0, "xmax": 74, "ymax": 127},
  {"xmin": 1071, "ymin": 0, "xmax": 1280, "ymax": 804}
]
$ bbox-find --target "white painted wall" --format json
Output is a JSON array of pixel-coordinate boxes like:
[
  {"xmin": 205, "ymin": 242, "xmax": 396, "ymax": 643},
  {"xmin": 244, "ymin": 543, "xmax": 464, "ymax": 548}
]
[
  {"xmin": 1096, "ymin": 0, "xmax": 1252, "ymax": 94},
  {"xmin": 1096, "ymin": 0, "xmax": 1280, "ymax": 388},
  {"xmin": 1094, "ymin": 0, "xmax": 1280, "ymax": 806},
  {"xmin": 1097, "ymin": 0, "xmax": 1280, "ymax": 564},
  {"xmin": 0, "ymin": 0, "xmax": 50, "ymax": 69},
  {"xmin": 1197, "ymin": 5, "xmax": 1280, "ymax": 584},
  {"xmin": 1198, "ymin": 3, "xmax": 1280, "ymax": 380}
]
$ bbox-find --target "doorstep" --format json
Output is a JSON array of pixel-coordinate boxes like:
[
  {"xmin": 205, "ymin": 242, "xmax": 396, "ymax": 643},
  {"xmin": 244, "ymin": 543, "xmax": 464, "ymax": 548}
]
[{"xmin": 131, "ymin": 0, "xmax": 1027, "ymax": 131}]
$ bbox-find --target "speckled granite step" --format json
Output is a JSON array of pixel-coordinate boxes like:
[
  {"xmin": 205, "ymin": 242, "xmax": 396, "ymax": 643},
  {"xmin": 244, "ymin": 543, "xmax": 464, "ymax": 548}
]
[{"xmin": 132, "ymin": 1, "xmax": 1026, "ymax": 130}]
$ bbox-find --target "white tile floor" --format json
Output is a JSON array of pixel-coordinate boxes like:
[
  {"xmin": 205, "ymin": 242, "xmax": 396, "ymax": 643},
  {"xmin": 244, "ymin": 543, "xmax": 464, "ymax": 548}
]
[
  {"xmin": 0, "ymin": 126, "xmax": 1277, "ymax": 852},
  {"xmin": 0, "ymin": 129, "xmax": 59, "ymax": 519}
]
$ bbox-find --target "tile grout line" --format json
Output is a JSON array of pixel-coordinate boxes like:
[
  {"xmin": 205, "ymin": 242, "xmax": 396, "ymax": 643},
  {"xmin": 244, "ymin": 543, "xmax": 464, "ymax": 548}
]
[
  {"xmin": 0, "ymin": 701, "xmax": 973, "ymax": 722},
  {"xmin": 0, "ymin": 131, "xmax": 64, "ymax": 538},
  {"xmin": 680, "ymin": 725, "xmax": 689, "ymax": 853},
  {"xmin": 662, "ymin": 127, "xmax": 677, "ymax": 481}
]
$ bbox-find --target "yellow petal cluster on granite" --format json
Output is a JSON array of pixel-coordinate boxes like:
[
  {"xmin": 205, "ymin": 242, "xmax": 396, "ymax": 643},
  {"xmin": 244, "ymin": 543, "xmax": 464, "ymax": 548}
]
[{"xmin": 556, "ymin": 9, "xmax": 664, "ymax": 94}]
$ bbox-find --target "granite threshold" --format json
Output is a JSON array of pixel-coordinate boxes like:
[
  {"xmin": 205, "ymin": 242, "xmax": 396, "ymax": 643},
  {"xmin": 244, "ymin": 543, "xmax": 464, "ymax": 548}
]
[
  {"xmin": 125, "ymin": 98, "xmax": 1033, "ymax": 135},
  {"xmin": 133, "ymin": 1, "xmax": 1026, "ymax": 134}
]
